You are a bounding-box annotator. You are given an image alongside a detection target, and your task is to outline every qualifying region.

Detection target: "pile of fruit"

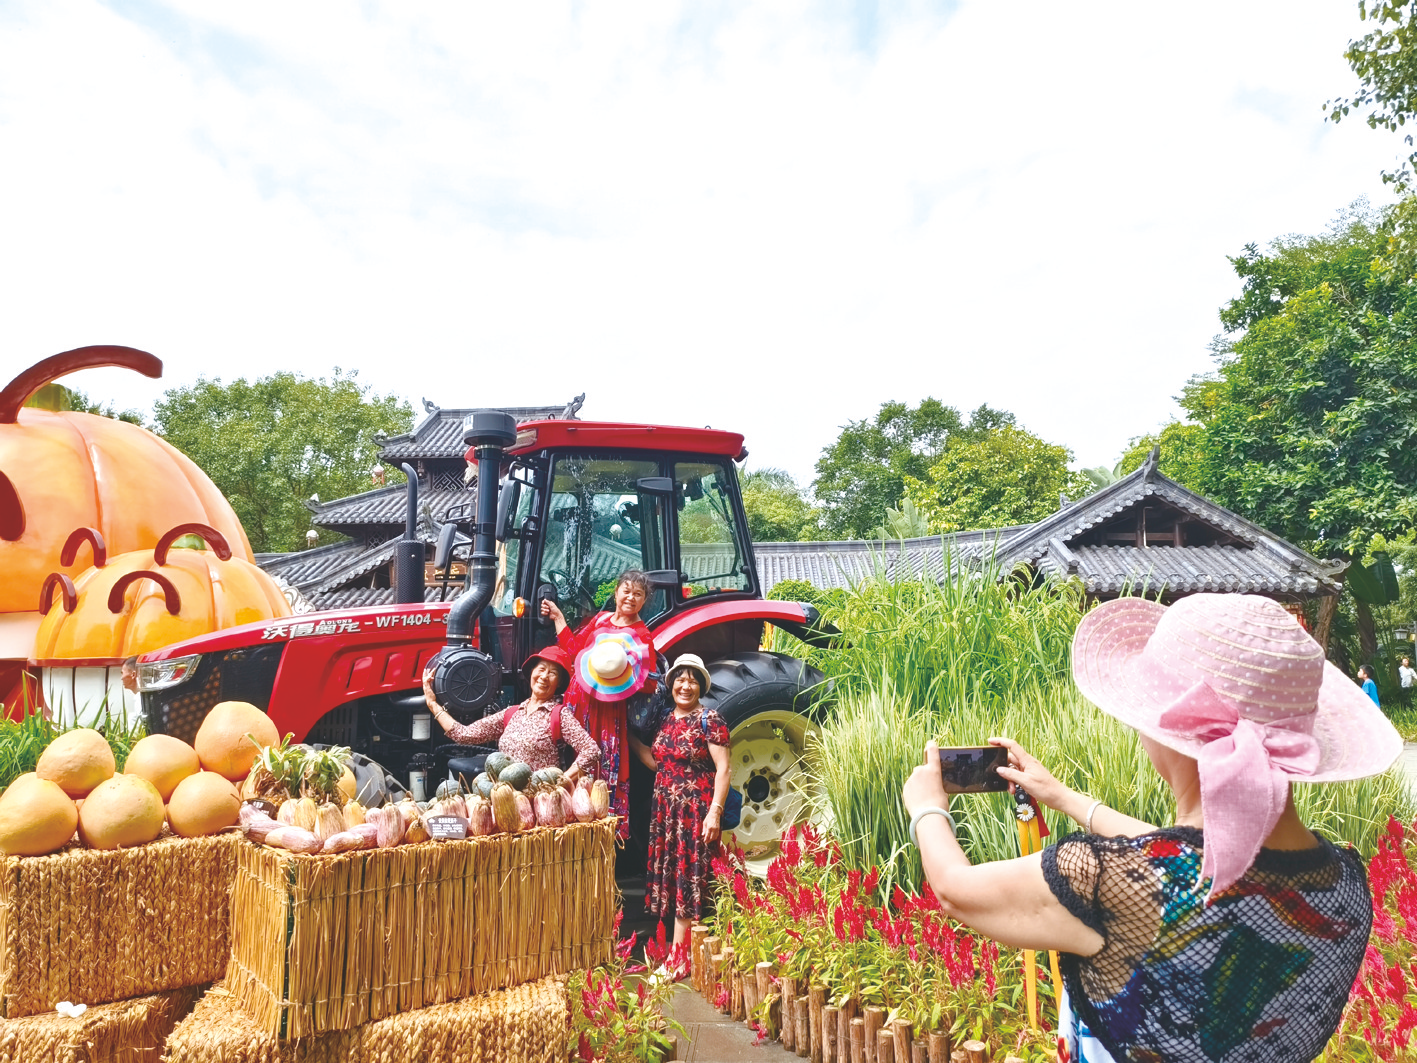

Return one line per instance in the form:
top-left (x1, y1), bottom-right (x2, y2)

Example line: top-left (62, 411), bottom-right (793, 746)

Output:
top-left (0, 699), bottom-right (274, 856)
top-left (238, 746), bottom-right (612, 856)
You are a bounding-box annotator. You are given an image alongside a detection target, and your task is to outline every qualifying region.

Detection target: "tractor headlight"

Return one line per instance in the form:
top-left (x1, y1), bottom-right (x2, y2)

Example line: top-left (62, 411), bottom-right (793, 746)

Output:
top-left (138, 654), bottom-right (202, 692)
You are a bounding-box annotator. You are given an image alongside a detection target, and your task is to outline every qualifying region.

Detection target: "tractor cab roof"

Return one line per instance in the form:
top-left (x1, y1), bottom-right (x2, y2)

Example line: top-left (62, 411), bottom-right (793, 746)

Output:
top-left (495, 420), bottom-right (747, 462)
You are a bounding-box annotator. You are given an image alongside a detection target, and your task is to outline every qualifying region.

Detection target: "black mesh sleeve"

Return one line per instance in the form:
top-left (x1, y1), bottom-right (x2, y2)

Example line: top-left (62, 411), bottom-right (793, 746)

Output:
top-left (1041, 833), bottom-right (1108, 939)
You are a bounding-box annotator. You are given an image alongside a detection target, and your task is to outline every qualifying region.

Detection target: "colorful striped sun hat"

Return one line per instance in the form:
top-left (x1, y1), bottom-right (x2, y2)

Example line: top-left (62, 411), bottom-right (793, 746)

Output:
top-left (575, 629), bottom-right (650, 702)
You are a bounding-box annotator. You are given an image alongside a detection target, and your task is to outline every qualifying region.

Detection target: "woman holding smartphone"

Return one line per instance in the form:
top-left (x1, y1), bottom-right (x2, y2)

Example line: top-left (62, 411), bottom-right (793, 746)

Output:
top-left (903, 593), bottom-right (1399, 1063)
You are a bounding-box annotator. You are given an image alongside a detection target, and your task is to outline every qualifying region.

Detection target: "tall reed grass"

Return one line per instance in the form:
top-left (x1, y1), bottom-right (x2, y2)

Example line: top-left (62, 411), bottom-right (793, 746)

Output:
top-left (798, 569), bottom-right (1415, 891)
top-left (0, 702), bottom-right (146, 792)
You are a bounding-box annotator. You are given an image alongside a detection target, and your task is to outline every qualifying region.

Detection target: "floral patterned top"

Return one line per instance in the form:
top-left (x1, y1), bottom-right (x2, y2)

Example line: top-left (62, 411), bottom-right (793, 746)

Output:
top-left (1043, 826), bottom-right (1369, 1063)
top-left (650, 708), bottom-right (729, 800)
top-left (446, 698), bottom-right (600, 774)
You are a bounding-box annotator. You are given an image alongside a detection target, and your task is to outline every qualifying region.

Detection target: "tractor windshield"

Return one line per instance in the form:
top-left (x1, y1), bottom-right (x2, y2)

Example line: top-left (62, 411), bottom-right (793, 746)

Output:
top-left (538, 456), bottom-right (671, 628)
top-left (674, 461), bottom-right (752, 597)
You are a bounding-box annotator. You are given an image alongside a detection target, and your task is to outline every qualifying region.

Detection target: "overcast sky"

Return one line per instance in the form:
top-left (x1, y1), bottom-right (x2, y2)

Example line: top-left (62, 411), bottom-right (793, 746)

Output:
top-left (0, 0), bottom-right (1402, 487)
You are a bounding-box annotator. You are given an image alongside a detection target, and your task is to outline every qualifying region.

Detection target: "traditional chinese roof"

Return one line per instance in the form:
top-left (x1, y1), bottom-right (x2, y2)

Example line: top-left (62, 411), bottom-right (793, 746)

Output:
top-left (306, 485), bottom-right (478, 536)
top-left (376, 402), bottom-right (572, 462)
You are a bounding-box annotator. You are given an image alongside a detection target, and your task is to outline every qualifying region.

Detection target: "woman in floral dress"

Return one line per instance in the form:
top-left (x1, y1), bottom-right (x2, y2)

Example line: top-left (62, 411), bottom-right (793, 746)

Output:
top-left (637, 653), bottom-right (731, 953)
top-left (541, 569), bottom-right (658, 839)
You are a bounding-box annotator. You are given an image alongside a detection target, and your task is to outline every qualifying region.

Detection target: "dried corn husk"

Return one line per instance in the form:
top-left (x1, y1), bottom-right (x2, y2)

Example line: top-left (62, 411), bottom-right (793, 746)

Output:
top-left (490, 782), bottom-right (519, 834)
top-left (321, 824), bottom-right (377, 853)
top-left (589, 779), bottom-right (609, 818)
top-left (314, 800), bottom-right (346, 843)
top-left (263, 826), bottom-right (321, 854)
top-left (533, 788), bottom-right (564, 827)
top-left (514, 791), bottom-right (535, 831)
top-left (290, 796), bottom-right (319, 832)
top-left (571, 785), bottom-right (593, 823)
top-left (239, 803), bottom-right (281, 844)
top-left (369, 805), bottom-right (404, 848)
top-left (276, 800), bottom-right (298, 826)
top-left (467, 796), bottom-right (494, 836)
top-left (343, 800), bottom-right (366, 827)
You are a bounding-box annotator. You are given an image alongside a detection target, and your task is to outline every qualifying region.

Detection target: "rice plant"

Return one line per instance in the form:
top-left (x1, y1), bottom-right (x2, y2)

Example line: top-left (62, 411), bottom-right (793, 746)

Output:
top-left (0, 692), bottom-right (147, 791)
top-left (803, 573), bottom-right (1416, 891)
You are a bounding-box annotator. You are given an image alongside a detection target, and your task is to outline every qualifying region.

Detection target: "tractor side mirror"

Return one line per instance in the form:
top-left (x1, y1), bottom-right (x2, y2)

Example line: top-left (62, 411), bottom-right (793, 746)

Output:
top-left (496, 477), bottom-right (522, 541)
top-left (644, 569), bottom-right (680, 590)
top-left (433, 523), bottom-right (458, 570)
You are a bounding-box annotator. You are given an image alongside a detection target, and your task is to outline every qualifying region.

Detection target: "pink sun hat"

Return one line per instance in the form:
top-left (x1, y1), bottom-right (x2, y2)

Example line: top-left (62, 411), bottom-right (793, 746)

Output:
top-left (1072, 593), bottom-right (1401, 897)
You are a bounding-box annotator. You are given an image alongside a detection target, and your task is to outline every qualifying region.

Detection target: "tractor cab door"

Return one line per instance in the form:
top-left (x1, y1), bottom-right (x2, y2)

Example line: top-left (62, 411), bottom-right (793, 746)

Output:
top-left (671, 460), bottom-right (755, 599)
top-left (532, 455), bottom-right (675, 633)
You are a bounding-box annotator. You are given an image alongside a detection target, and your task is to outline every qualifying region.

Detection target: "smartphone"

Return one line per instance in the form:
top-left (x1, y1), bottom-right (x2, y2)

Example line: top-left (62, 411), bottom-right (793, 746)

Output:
top-left (938, 745), bottom-right (1010, 794)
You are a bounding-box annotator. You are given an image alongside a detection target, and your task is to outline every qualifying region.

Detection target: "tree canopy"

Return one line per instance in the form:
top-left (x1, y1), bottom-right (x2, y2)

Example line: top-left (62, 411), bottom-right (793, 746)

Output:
top-left (1173, 204), bottom-right (1417, 557)
top-left (739, 467), bottom-right (823, 542)
top-left (811, 399), bottom-right (1013, 538)
top-left (1328, 1), bottom-right (1417, 192)
top-left (152, 370), bottom-right (413, 553)
top-left (905, 424), bottom-right (1092, 534)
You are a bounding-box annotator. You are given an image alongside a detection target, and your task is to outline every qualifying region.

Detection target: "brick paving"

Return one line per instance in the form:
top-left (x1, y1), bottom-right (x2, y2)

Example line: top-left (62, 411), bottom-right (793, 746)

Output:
top-left (663, 985), bottom-right (797, 1062)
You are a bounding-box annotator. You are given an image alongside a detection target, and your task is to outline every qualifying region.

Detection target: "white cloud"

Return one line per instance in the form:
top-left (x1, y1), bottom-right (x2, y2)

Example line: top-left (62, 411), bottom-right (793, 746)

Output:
top-left (0, 0), bottom-right (1399, 489)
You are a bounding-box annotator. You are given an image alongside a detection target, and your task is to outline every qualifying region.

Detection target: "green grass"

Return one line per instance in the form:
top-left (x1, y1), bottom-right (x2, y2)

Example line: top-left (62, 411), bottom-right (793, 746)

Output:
top-left (796, 570), bottom-right (1415, 891)
top-left (0, 704), bottom-right (147, 792)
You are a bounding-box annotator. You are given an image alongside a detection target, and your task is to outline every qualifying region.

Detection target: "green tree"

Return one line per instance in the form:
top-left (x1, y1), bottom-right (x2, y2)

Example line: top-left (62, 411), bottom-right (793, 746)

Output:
top-left (811, 400), bottom-right (1012, 538)
top-left (152, 370), bottom-right (413, 553)
top-left (739, 468), bottom-right (823, 542)
top-left (1182, 203), bottom-right (1417, 558)
top-left (23, 383), bottom-right (145, 424)
top-left (904, 424), bottom-right (1092, 533)
top-left (1327, 1), bottom-right (1417, 192)
top-left (1116, 421), bottom-right (1212, 492)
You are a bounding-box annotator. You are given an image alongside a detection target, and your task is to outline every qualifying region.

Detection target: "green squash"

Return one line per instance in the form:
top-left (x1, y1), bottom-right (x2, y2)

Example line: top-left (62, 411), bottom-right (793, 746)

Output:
top-left (471, 771), bottom-right (495, 800)
top-left (499, 762), bottom-right (534, 792)
top-left (484, 752), bottom-right (512, 781)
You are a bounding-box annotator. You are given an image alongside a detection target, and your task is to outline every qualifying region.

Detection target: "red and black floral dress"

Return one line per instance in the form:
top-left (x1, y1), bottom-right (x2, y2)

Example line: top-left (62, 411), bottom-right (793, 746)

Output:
top-left (645, 708), bottom-right (730, 921)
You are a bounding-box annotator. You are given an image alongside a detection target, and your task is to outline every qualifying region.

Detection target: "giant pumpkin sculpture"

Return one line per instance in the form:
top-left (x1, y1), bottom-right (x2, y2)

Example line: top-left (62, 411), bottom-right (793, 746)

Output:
top-left (34, 524), bottom-right (290, 726)
top-left (0, 346), bottom-right (253, 711)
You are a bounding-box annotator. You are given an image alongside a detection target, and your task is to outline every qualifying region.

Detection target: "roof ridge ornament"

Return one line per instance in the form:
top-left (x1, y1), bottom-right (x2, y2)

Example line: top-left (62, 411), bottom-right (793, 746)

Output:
top-left (1142, 444), bottom-right (1162, 481)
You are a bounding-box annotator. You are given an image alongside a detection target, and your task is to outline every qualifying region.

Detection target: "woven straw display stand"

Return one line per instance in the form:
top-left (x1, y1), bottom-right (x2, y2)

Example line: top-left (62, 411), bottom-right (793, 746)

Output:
top-left (161, 976), bottom-right (568, 1063)
top-left (0, 984), bottom-right (202, 1063)
top-left (0, 835), bottom-right (239, 1019)
top-left (225, 819), bottom-right (616, 1038)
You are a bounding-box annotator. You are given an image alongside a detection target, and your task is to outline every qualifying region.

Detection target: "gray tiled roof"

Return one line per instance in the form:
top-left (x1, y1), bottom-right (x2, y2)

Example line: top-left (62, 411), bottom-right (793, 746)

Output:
top-left (377, 405), bottom-right (567, 461)
top-left (316, 585), bottom-right (464, 610)
top-left (260, 541), bottom-right (369, 589)
top-left (307, 485), bottom-right (478, 532)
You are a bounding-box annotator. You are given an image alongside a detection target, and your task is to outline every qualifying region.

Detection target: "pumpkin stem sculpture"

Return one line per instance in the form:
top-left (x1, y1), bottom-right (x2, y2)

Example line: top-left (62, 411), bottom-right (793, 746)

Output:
top-left (0, 345), bottom-right (161, 425)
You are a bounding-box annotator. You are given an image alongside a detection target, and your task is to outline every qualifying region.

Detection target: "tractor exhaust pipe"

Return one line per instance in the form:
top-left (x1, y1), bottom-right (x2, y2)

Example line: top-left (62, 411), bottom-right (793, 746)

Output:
top-left (392, 462), bottom-right (424, 605)
top-left (445, 410), bottom-right (518, 643)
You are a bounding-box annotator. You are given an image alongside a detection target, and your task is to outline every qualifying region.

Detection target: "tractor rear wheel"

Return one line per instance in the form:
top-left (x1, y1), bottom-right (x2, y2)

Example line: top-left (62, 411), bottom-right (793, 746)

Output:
top-left (698, 651), bottom-right (829, 876)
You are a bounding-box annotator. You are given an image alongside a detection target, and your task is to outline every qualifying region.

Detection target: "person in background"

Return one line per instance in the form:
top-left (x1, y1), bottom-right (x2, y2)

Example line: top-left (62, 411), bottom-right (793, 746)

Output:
top-left (636, 653), bottom-right (731, 965)
top-left (120, 656), bottom-right (139, 694)
top-left (1400, 656), bottom-right (1416, 690)
top-left (541, 568), bottom-right (658, 838)
top-left (903, 593), bottom-right (1399, 1063)
top-left (1358, 663), bottom-right (1381, 707)
top-left (422, 646), bottom-right (599, 778)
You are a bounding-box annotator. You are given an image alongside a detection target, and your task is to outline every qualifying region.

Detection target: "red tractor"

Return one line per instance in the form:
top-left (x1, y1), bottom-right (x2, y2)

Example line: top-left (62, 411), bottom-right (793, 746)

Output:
top-left (138, 412), bottom-right (833, 870)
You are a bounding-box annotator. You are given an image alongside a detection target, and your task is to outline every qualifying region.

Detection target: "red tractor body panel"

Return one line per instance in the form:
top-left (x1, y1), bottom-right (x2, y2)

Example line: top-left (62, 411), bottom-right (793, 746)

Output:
top-left (650, 598), bottom-right (812, 650)
top-left (502, 420), bottom-right (746, 460)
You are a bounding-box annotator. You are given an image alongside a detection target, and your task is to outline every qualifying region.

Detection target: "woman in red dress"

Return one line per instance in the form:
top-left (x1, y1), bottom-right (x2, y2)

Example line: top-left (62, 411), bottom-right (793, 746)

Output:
top-left (637, 653), bottom-right (731, 953)
top-left (541, 569), bottom-right (657, 838)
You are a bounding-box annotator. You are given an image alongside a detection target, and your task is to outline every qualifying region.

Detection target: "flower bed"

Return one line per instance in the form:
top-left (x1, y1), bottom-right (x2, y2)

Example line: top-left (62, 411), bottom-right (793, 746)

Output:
top-left (704, 824), bottom-right (1056, 1062)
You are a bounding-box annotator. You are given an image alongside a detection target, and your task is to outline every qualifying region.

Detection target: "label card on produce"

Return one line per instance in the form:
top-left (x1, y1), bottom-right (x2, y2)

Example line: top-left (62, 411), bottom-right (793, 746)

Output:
top-left (428, 815), bottom-right (469, 840)
top-left (244, 799), bottom-right (278, 818)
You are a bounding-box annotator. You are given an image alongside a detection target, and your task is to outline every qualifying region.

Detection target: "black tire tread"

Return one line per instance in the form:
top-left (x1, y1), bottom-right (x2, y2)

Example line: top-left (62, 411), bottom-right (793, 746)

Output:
top-left (699, 651), bottom-right (829, 729)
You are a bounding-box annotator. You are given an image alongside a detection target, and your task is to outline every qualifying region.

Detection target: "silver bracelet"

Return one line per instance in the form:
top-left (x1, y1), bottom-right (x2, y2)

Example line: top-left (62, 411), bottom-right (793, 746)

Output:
top-left (1084, 799), bottom-right (1103, 834)
top-left (908, 807), bottom-right (957, 848)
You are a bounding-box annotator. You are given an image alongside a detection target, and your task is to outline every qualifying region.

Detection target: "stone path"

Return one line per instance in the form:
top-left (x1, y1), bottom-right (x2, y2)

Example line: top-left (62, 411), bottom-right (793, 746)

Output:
top-left (1400, 743), bottom-right (1417, 793)
top-left (663, 985), bottom-right (796, 1062)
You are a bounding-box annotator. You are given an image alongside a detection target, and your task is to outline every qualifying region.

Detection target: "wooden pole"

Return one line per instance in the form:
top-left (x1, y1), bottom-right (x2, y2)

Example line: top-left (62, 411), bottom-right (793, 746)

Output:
top-left (838, 996), bottom-right (858, 1061)
top-left (732, 968), bottom-right (745, 1020)
top-left (926, 1030), bottom-right (951, 1063)
top-left (743, 967), bottom-right (759, 1022)
top-left (690, 926), bottom-right (709, 990)
top-left (849, 1018), bottom-right (866, 1063)
top-left (809, 985), bottom-right (828, 1063)
top-left (701, 937), bottom-right (721, 1001)
top-left (720, 948), bottom-right (736, 1015)
top-left (911, 1044), bottom-right (928, 1063)
top-left (876, 1028), bottom-right (895, 1063)
top-left (781, 977), bottom-right (799, 1050)
top-left (823, 1005), bottom-right (840, 1063)
top-left (863, 1007), bottom-right (886, 1063)
top-left (795, 995), bottom-right (811, 1057)
top-left (892, 1019), bottom-right (912, 1063)
top-left (962, 1040), bottom-right (988, 1063)
top-left (709, 953), bottom-right (725, 1012)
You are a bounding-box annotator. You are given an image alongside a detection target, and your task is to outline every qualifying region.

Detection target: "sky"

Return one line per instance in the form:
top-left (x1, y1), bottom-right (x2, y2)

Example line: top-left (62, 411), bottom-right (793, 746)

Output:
top-left (0, 0), bottom-right (1404, 488)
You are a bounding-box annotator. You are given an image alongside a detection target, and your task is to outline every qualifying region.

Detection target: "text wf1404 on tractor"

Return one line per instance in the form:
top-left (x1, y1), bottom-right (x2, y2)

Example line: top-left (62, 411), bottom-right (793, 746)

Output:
top-left (137, 411), bottom-right (836, 871)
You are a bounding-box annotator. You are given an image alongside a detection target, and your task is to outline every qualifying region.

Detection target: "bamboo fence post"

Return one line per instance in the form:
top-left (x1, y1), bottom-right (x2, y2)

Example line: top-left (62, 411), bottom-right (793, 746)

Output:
top-left (864, 1007), bottom-right (886, 1063)
top-left (721, 947), bottom-right (737, 1016)
top-left (755, 962), bottom-right (775, 1034)
top-left (702, 937), bottom-right (721, 1001)
top-left (781, 977), bottom-right (799, 1050)
top-left (876, 1027), bottom-right (895, 1063)
top-left (795, 995), bottom-right (811, 1057)
top-left (962, 1040), bottom-right (988, 1063)
top-left (912, 1044), bottom-right (928, 1063)
top-left (743, 967), bottom-right (760, 1021)
top-left (690, 926), bottom-right (709, 990)
top-left (927, 1030), bottom-right (951, 1063)
top-left (809, 985), bottom-right (828, 1063)
top-left (710, 953), bottom-right (725, 1011)
top-left (838, 996), bottom-right (858, 1061)
top-left (893, 1018), bottom-right (912, 1063)
top-left (823, 1005), bottom-right (840, 1063)
top-left (849, 1018), bottom-right (866, 1063)
top-left (732, 969), bottom-right (746, 1020)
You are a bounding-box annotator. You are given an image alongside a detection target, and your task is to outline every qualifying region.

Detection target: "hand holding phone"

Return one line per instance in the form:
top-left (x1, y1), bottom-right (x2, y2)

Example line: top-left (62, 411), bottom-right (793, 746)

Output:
top-left (938, 745), bottom-right (1010, 793)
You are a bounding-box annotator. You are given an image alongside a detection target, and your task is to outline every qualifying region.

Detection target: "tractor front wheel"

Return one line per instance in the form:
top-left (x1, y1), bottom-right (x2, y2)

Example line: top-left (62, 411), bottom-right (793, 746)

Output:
top-left (698, 651), bottom-right (829, 877)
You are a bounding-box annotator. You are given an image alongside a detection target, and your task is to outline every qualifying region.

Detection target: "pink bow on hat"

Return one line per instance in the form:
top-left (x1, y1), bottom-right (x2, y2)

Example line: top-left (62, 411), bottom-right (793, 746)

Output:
top-left (1157, 679), bottom-right (1321, 899)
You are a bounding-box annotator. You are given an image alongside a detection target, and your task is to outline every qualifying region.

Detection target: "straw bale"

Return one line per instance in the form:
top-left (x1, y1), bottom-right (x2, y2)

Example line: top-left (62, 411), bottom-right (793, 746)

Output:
top-left (0, 984), bottom-right (202, 1063)
top-left (0, 835), bottom-right (238, 1019)
top-left (161, 977), bottom-right (568, 1063)
top-left (227, 819), bottom-right (615, 1038)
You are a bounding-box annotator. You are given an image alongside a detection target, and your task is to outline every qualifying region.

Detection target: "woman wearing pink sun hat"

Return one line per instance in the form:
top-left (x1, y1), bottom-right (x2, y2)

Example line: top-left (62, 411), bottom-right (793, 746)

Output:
top-left (902, 593), bottom-right (1401, 1063)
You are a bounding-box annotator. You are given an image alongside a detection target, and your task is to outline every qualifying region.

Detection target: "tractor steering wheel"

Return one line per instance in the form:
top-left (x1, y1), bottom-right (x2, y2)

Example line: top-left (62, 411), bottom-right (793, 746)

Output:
top-left (545, 568), bottom-right (596, 618)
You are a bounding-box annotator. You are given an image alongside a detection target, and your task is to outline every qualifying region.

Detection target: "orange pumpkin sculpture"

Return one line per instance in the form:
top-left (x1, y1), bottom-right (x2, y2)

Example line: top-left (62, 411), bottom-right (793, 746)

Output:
top-left (34, 524), bottom-right (291, 725)
top-left (0, 346), bottom-right (253, 710)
